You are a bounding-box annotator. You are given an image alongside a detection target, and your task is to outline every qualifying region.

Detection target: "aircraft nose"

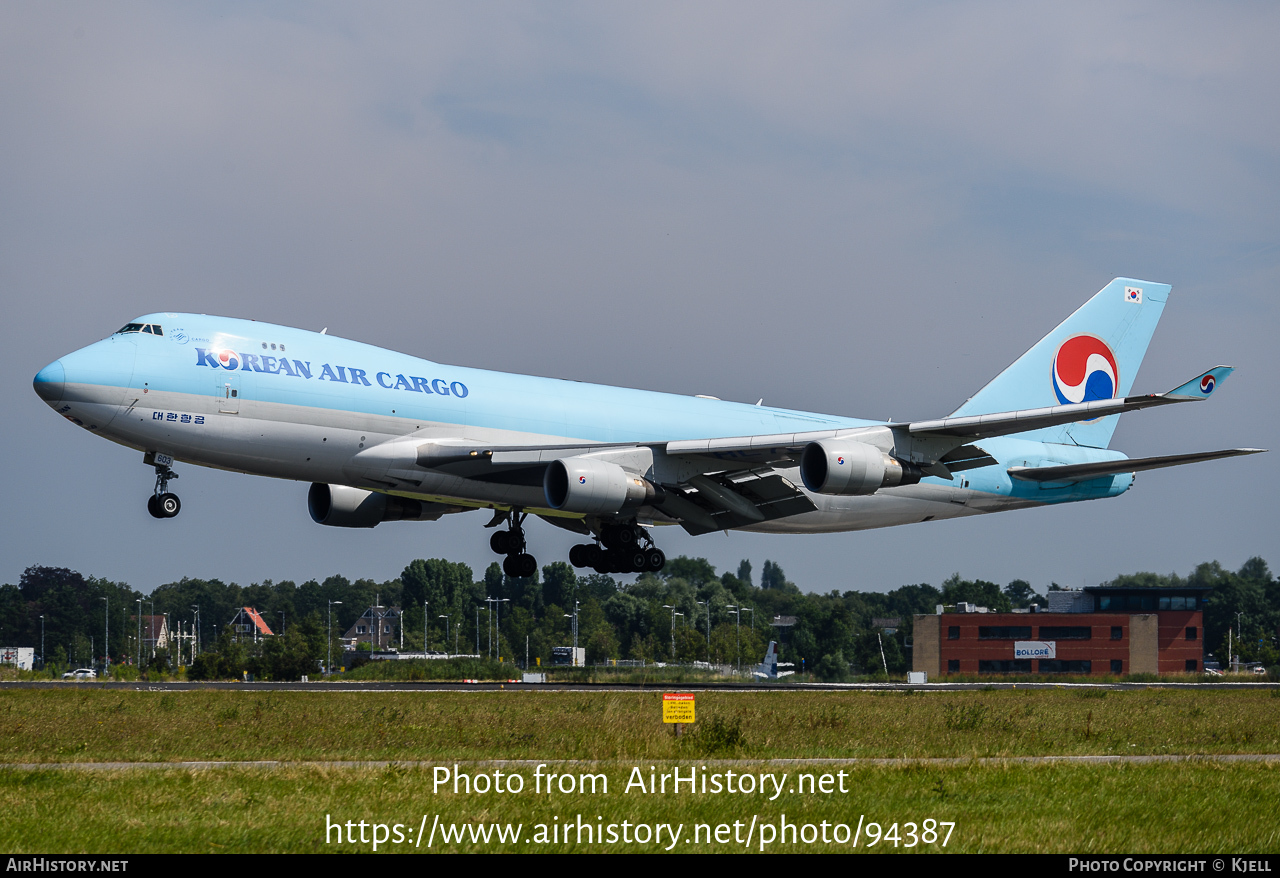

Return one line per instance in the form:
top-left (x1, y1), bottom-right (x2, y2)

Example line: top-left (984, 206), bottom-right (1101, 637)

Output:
top-left (33, 360), bottom-right (66, 405)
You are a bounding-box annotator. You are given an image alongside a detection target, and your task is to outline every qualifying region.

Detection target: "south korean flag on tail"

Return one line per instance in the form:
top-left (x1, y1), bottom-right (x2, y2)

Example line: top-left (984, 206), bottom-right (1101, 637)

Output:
top-left (1125, 286), bottom-right (1143, 304)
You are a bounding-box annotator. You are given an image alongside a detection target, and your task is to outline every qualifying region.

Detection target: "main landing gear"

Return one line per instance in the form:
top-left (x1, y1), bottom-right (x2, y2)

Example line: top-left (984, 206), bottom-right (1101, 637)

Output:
top-left (486, 512), bottom-right (668, 577)
top-left (569, 522), bottom-right (665, 575)
top-left (147, 461), bottom-right (181, 519)
top-left (489, 510), bottom-right (538, 578)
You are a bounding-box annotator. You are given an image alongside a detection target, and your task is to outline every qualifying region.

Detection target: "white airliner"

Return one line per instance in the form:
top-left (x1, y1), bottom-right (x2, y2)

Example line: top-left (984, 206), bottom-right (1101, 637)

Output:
top-left (32, 278), bottom-right (1261, 576)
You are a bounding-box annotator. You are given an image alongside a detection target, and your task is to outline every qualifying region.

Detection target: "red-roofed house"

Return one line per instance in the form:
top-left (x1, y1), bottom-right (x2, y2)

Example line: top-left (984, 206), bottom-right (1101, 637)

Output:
top-left (230, 607), bottom-right (274, 642)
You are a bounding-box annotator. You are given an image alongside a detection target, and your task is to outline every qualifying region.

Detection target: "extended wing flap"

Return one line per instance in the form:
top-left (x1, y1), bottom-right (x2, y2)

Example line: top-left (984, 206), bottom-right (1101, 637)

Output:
top-left (658, 472), bottom-right (817, 535)
top-left (1008, 448), bottom-right (1265, 483)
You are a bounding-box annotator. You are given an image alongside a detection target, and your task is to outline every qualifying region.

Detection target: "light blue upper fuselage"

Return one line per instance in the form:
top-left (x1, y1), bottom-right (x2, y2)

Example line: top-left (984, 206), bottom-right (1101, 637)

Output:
top-left (32, 312), bottom-right (1133, 532)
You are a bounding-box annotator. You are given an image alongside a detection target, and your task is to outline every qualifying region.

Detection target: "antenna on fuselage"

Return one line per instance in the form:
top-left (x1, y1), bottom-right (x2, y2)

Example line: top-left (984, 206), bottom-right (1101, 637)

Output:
top-left (320, 328), bottom-right (327, 334)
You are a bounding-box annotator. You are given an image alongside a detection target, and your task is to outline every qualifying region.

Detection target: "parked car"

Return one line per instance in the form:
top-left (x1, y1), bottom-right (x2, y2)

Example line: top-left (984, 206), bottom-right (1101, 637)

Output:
top-left (1252, 665), bottom-right (1267, 676)
top-left (61, 668), bottom-right (97, 680)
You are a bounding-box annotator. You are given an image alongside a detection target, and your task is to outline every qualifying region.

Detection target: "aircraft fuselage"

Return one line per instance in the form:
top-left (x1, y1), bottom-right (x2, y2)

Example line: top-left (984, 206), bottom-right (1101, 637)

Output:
top-left (32, 311), bottom-right (1132, 535)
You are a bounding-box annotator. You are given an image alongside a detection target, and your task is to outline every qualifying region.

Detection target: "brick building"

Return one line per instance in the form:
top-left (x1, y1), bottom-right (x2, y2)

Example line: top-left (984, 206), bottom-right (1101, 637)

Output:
top-left (914, 586), bottom-right (1208, 677)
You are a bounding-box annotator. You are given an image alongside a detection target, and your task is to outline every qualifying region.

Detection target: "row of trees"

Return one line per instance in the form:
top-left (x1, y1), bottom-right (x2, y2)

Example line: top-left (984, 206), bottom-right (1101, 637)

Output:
top-left (2, 554), bottom-right (1276, 680)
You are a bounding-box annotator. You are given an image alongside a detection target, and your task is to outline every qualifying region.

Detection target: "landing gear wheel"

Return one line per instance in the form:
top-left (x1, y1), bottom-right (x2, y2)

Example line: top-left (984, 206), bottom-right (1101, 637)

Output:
top-left (569, 544), bottom-right (591, 568)
top-left (629, 549), bottom-right (648, 571)
top-left (490, 530), bottom-right (512, 555)
top-left (504, 553), bottom-right (537, 578)
top-left (517, 553), bottom-right (537, 578)
top-left (645, 548), bottom-right (666, 572)
top-left (602, 523), bottom-right (640, 551)
top-left (157, 493), bottom-right (181, 518)
top-left (149, 460), bottom-right (180, 519)
top-left (607, 548), bottom-right (630, 574)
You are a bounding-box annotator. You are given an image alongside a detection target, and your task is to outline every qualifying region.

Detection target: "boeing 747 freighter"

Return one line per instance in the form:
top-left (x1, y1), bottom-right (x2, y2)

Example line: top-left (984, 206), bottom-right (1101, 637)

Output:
top-left (32, 278), bottom-right (1262, 576)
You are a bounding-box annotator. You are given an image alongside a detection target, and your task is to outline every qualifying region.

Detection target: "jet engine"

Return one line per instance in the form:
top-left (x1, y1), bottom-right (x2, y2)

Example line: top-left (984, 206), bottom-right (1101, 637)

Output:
top-left (307, 483), bottom-right (444, 528)
top-left (543, 457), bottom-right (657, 514)
top-left (799, 440), bottom-right (923, 496)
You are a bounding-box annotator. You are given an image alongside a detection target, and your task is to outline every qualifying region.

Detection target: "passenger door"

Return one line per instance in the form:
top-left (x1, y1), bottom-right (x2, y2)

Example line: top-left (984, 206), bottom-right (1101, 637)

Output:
top-left (217, 375), bottom-right (240, 414)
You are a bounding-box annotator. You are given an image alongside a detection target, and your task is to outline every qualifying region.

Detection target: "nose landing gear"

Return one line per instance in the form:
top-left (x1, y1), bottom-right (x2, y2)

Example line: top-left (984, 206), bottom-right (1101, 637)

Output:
top-left (487, 509), bottom-right (537, 578)
top-left (147, 458), bottom-right (181, 519)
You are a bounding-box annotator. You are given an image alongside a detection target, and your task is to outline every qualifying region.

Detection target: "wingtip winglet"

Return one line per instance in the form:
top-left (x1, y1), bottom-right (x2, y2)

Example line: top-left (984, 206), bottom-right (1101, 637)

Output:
top-left (1164, 365), bottom-right (1234, 401)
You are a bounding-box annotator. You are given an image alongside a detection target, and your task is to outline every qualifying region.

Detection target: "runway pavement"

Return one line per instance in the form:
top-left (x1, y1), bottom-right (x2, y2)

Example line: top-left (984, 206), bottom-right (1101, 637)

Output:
top-left (3, 680), bottom-right (1277, 692)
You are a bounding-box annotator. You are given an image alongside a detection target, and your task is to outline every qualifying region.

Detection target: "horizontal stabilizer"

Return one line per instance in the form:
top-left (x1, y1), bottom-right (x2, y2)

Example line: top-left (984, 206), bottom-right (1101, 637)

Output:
top-left (1008, 448), bottom-right (1265, 483)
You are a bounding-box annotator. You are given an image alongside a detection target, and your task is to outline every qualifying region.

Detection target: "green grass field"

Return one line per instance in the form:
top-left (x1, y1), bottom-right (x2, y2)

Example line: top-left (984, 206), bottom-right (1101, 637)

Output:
top-left (3, 687), bottom-right (1277, 762)
top-left (1, 688), bottom-right (1278, 852)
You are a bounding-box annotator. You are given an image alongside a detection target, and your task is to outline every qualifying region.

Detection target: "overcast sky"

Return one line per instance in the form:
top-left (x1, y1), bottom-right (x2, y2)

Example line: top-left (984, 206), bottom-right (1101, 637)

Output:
top-left (2, 2), bottom-right (1276, 597)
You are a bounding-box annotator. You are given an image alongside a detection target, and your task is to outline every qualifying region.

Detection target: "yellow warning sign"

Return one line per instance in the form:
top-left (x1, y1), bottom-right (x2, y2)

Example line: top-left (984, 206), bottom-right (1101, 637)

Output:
top-left (663, 693), bottom-right (695, 724)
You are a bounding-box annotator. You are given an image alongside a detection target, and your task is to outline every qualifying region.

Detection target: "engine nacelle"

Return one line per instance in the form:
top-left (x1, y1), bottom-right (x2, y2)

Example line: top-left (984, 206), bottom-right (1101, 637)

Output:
top-left (799, 440), bottom-right (923, 496)
top-left (308, 483), bottom-right (443, 528)
top-left (544, 457), bottom-right (657, 514)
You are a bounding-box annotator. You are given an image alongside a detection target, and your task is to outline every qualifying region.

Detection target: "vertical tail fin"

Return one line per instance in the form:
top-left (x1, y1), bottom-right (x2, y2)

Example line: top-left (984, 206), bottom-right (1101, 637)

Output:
top-left (950, 278), bottom-right (1170, 448)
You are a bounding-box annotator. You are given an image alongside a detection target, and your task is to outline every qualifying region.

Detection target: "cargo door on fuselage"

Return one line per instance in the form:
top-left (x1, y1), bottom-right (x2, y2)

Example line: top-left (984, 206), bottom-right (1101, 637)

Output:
top-left (947, 475), bottom-right (975, 507)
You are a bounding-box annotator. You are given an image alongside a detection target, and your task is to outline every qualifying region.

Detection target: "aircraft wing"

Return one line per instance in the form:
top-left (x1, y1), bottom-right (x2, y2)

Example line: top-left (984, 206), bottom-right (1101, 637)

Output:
top-left (394, 366), bottom-right (1240, 532)
top-left (401, 440), bottom-right (817, 534)
top-left (905, 366), bottom-right (1235, 440)
top-left (663, 367), bottom-right (1235, 463)
top-left (1007, 448), bottom-right (1265, 483)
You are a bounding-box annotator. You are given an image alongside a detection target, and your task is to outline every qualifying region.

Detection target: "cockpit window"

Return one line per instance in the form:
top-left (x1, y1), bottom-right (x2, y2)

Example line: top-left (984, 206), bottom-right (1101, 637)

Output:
top-left (115, 323), bottom-right (163, 336)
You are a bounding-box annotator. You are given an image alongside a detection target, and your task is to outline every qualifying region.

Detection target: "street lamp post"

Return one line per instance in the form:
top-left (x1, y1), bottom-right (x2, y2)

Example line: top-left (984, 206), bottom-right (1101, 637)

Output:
top-left (1234, 611), bottom-right (1245, 672)
top-left (662, 605), bottom-right (683, 661)
top-left (423, 601), bottom-right (429, 653)
top-left (725, 605), bottom-right (741, 673)
top-left (279, 612), bottom-right (285, 637)
top-left (696, 601), bottom-right (711, 660)
top-left (101, 597), bottom-right (109, 676)
top-left (136, 599), bottom-right (143, 670)
top-left (561, 599), bottom-right (582, 663)
top-left (190, 605), bottom-right (200, 658)
top-left (562, 600), bottom-right (580, 650)
top-left (39, 616), bottom-right (44, 672)
top-left (327, 600), bottom-right (342, 674)
top-left (484, 597), bottom-right (509, 659)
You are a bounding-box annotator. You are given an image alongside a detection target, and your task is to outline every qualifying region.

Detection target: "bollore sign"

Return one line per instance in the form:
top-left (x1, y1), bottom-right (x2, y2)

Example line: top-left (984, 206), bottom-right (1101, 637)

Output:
top-left (1014, 641), bottom-right (1056, 660)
